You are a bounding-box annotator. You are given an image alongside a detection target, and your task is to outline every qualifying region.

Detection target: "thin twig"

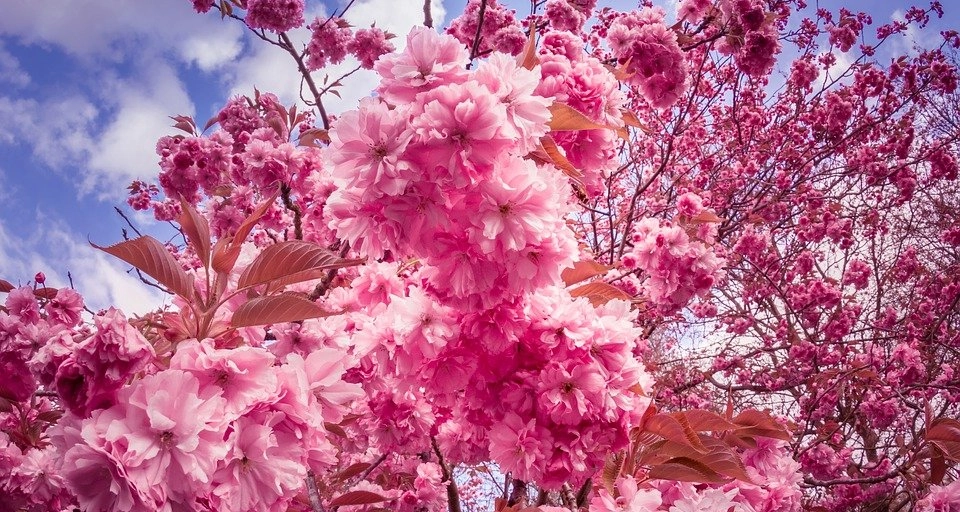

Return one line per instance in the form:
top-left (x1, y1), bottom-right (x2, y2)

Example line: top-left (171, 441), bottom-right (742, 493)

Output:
top-left (114, 206), bottom-right (144, 237)
top-left (468, 0), bottom-right (489, 64)
top-left (306, 470), bottom-right (326, 512)
top-left (423, 0), bottom-right (434, 28)
top-left (309, 242), bottom-right (351, 300)
top-left (431, 437), bottom-right (462, 512)
top-left (358, 452), bottom-right (389, 481)
top-left (280, 184), bottom-right (303, 240)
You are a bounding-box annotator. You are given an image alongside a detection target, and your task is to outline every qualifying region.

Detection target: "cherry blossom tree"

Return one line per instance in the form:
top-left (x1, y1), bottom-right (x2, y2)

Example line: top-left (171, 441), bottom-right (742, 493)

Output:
top-left (2, 0), bottom-right (959, 511)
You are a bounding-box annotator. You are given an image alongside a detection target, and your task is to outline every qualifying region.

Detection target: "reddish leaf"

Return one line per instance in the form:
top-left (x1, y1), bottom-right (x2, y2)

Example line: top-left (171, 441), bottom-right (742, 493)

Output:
top-left (539, 136), bottom-right (583, 180)
top-left (212, 192), bottom-right (278, 274)
top-left (92, 236), bottom-right (195, 299)
top-left (927, 418), bottom-right (960, 461)
top-left (671, 410), bottom-right (739, 433)
top-left (601, 452), bottom-right (625, 494)
top-left (620, 108), bottom-right (652, 134)
top-left (648, 459), bottom-right (727, 483)
top-left (643, 413), bottom-right (708, 453)
top-left (298, 128), bottom-right (330, 147)
top-left (202, 115), bottom-right (219, 133)
top-left (178, 198), bottom-right (211, 269)
top-left (33, 287), bottom-right (58, 300)
top-left (570, 282), bottom-right (632, 307)
top-left (236, 192), bottom-right (278, 246)
top-left (516, 26), bottom-right (539, 70)
top-left (732, 409), bottom-right (792, 441)
top-left (324, 421), bottom-right (347, 438)
top-left (548, 103), bottom-right (610, 132)
top-left (170, 115), bottom-right (196, 135)
top-left (332, 462), bottom-right (372, 482)
top-left (238, 241), bottom-right (361, 291)
top-left (328, 490), bottom-right (389, 507)
top-left (0, 279), bottom-right (13, 293)
top-left (231, 294), bottom-right (333, 328)
top-left (931, 447), bottom-right (947, 484)
top-left (561, 260), bottom-right (612, 286)
top-left (689, 210), bottom-right (725, 224)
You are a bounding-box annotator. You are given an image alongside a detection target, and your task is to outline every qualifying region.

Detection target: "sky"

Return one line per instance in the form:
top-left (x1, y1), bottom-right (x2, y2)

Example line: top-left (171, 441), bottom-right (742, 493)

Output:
top-left (0, 0), bottom-right (954, 314)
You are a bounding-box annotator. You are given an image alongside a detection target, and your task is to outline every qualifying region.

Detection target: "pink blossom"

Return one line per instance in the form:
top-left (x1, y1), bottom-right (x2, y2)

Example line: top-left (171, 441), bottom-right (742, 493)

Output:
top-left (55, 308), bottom-right (155, 417)
top-left (676, 192), bottom-right (705, 217)
top-left (446, 0), bottom-right (525, 56)
top-left (348, 27), bottom-right (395, 69)
top-left (5, 286), bottom-right (40, 324)
top-left (488, 412), bottom-right (548, 479)
top-left (244, 0), bottom-right (304, 33)
top-left (116, 370), bottom-right (229, 498)
top-left (329, 97), bottom-right (413, 198)
top-left (307, 17), bottom-right (352, 70)
top-left (210, 415), bottom-right (306, 512)
top-left (375, 27), bottom-right (470, 104)
top-left (44, 287), bottom-right (84, 327)
top-left (409, 80), bottom-right (513, 184)
top-left (607, 8), bottom-right (688, 108)
top-left (170, 338), bottom-right (278, 415)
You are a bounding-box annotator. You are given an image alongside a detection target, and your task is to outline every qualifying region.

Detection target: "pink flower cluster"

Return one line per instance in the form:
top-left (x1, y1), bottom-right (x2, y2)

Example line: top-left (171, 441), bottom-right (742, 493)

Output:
top-left (54, 339), bottom-right (360, 511)
top-left (307, 18), bottom-right (395, 71)
top-left (621, 207), bottom-right (725, 314)
top-left (544, 0), bottom-right (598, 32)
top-left (607, 7), bottom-right (688, 108)
top-left (536, 43), bottom-right (625, 195)
top-left (244, 0), bottom-right (304, 33)
top-left (446, 0), bottom-right (526, 57)
top-left (828, 9), bottom-right (867, 53)
top-left (53, 308), bottom-right (156, 418)
top-left (2, 287), bottom-right (83, 403)
top-left (326, 27), bottom-right (575, 308)
top-left (717, 0), bottom-right (781, 77)
top-left (332, 275), bottom-right (651, 489)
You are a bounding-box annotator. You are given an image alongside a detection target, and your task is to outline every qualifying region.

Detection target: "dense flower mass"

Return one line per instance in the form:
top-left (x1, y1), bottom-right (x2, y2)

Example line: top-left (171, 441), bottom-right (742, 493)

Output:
top-left (607, 7), bottom-right (689, 108)
top-left (328, 27), bottom-right (579, 308)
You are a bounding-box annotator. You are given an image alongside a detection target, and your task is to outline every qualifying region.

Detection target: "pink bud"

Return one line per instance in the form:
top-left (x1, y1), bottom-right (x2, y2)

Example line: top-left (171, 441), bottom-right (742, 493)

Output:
top-left (35, 272), bottom-right (46, 284)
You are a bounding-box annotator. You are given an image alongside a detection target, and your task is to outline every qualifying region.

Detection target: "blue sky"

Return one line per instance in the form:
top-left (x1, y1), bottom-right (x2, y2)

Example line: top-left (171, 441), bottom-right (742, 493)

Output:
top-left (0, 0), bottom-right (954, 313)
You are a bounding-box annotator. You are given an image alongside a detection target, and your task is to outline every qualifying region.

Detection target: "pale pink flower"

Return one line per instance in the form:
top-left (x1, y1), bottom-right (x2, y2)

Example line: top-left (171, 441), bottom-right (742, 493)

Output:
top-left (303, 347), bottom-right (364, 422)
top-left (474, 53), bottom-right (553, 152)
top-left (210, 415), bottom-right (306, 512)
top-left (117, 370), bottom-right (228, 497)
top-left (170, 338), bottom-right (279, 415)
top-left (375, 27), bottom-right (470, 104)
top-left (348, 27), bottom-right (395, 69)
top-left (329, 98), bottom-right (413, 198)
top-left (488, 412), bottom-right (547, 478)
top-left (5, 286), bottom-right (40, 324)
top-left (44, 287), bottom-right (84, 327)
top-left (244, 0), bottom-right (304, 33)
top-left (409, 80), bottom-right (512, 185)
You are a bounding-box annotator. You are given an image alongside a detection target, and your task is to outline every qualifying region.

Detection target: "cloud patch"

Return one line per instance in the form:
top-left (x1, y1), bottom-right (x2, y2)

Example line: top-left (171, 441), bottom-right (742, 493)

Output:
top-left (0, 221), bottom-right (167, 316)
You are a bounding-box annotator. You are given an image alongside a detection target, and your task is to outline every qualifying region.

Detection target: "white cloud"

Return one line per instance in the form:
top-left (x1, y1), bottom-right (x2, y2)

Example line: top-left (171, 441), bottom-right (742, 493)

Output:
top-left (887, 9), bottom-right (934, 58)
top-left (0, 95), bottom-right (98, 170)
top-left (180, 32), bottom-right (245, 72)
top-left (0, 0), bottom-right (244, 67)
top-left (85, 62), bottom-right (196, 197)
top-left (0, 42), bottom-right (29, 88)
top-left (0, 221), bottom-right (167, 316)
top-left (0, 62), bottom-right (193, 200)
